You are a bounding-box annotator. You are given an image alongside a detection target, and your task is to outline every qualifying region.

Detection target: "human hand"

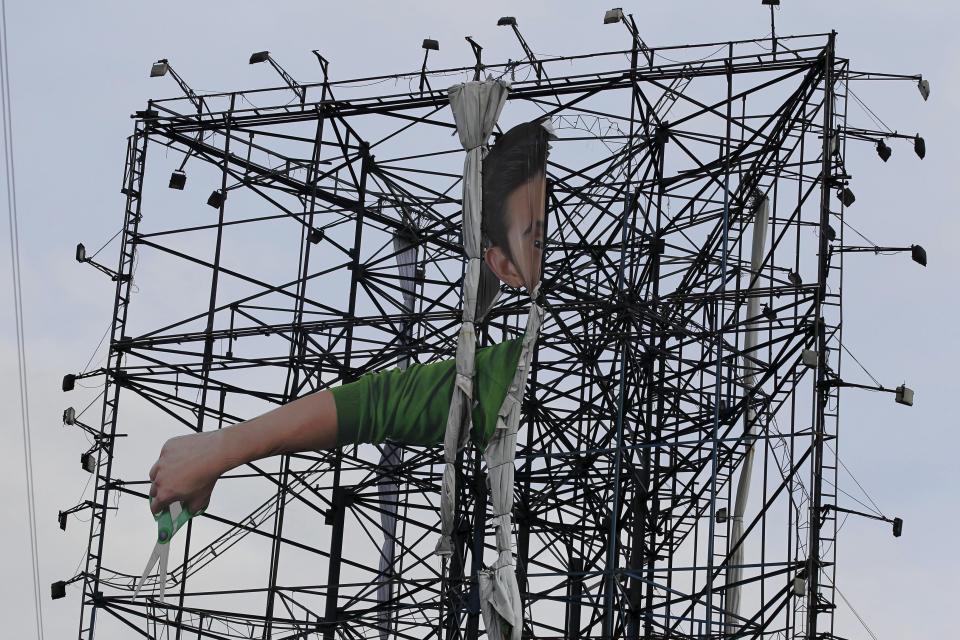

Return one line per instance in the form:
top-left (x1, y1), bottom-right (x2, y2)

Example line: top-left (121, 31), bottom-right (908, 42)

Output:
top-left (148, 431), bottom-right (227, 515)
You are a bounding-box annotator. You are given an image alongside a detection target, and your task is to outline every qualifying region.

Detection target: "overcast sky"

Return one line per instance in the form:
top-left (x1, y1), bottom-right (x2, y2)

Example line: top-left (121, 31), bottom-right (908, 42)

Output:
top-left (2, 1), bottom-right (958, 638)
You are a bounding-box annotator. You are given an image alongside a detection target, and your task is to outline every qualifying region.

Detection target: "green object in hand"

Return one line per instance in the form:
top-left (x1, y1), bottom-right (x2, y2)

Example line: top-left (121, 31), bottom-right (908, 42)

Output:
top-left (135, 499), bottom-right (204, 602)
top-left (153, 500), bottom-right (202, 544)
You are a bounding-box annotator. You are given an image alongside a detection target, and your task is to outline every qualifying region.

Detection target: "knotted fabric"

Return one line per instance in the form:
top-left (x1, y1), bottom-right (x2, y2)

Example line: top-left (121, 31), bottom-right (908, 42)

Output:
top-left (478, 285), bottom-right (542, 640)
top-left (439, 79), bottom-right (551, 639)
top-left (436, 79), bottom-right (509, 557)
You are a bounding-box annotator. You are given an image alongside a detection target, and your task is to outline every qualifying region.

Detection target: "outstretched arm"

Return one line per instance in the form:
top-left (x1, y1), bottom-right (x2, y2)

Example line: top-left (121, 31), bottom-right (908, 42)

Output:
top-left (147, 337), bottom-right (520, 515)
top-left (148, 390), bottom-right (339, 514)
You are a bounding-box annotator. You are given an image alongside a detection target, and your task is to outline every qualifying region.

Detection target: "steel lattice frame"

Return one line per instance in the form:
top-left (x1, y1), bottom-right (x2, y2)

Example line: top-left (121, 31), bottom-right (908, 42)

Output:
top-left (62, 30), bottom-right (893, 640)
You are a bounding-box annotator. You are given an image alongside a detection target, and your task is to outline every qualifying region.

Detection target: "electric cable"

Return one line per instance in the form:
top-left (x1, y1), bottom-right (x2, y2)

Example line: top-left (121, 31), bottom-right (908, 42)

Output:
top-left (1, 0), bottom-right (46, 636)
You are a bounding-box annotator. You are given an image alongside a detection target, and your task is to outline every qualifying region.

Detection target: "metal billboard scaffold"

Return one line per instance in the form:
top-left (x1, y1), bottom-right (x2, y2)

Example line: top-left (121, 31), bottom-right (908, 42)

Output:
top-left (57, 17), bottom-right (927, 640)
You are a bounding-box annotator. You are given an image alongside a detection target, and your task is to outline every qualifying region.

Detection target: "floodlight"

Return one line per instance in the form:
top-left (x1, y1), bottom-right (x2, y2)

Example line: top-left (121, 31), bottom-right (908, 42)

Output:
top-left (895, 384), bottom-right (914, 407)
top-left (716, 507), bottom-right (728, 523)
top-left (876, 139), bottom-right (891, 162)
top-left (207, 189), bottom-right (225, 208)
top-left (892, 517), bottom-right (903, 537)
top-left (761, 304), bottom-right (777, 321)
top-left (914, 135), bottom-right (926, 159)
top-left (822, 378), bottom-right (915, 406)
top-left (827, 503), bottom-right (906, 538)
top-left (419, 39), bottom-right (440, 95)
top-left (51, 581), bottom-right (67, 600)
top-left (75, 243), bottom-right (87, 263)
top-left (807, 317), bottom-right (826, 339)
top-left (918, 77), bottom-right (930, 101)
top-left (836, 243), bottom-right (928, 267)
top-left (839, 187), bottom-right (856, 207)
top-left (787, 270), bottom-right (802, 286)
top-left (59, 511), bottom-right (68, 531)
top-left (249, 51), bottom-right (270, 64)
top-left (830, 132), bottom-right (841, 156)
top-left (309, 228), bottom-right (325, 244)
top-left (147, 59), bottom-right (201, 111)
top-left (135, 109), bottom-right (158, 120)
top-left (62, 374), bottom-right (76, 392)
top-left (825, 224), bottom-right (836, 242)
top-left (911, 244), bottom-right (927, 267)
top-left (604, 8), bottom-right (625, 24)
top-left (792, 576), bottom-right (805, 597)
top-left (801, 349), bottom-right (818, 369)
top-left (63, 407), bottom-right (76, 426)
top-left (762, 0), bottom-right (781, 5)
top-left (169, 170), bottom-right (186, 190)
top-left (497, 16), bottom-right (517, 26)
top-left (149, 60), bottom-right (169, 78)
top-left (81, 452), bottom-right (95, 473)
top-left (719, 403), bottom-right (737, 424)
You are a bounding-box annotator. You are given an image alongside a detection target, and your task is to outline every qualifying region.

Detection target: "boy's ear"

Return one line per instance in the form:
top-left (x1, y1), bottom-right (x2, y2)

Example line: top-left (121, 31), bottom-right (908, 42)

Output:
top-left (484, 245), bottom-right (524, 288)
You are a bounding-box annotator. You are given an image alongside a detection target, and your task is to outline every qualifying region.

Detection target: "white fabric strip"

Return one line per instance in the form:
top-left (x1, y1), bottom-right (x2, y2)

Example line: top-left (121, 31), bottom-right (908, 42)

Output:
top-left (374, 229), bottom-right (418, 639)
top-left (436, 79), bottom-right (509, 557)
top-left (479, 286), bottom-right (543, 640)
top-left (723, 196), bottom-right (769, 633)
top-left (440, 81), bottom-right (552, 639)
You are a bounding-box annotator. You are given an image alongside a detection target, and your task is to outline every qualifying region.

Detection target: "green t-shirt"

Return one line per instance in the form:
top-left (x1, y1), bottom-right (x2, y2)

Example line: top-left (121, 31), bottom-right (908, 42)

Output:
top-left (331, 338), bottom-right (523, 450)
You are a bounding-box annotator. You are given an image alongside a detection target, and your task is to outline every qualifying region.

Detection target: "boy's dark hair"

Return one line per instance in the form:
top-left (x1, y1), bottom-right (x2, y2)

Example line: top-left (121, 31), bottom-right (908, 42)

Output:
top-left (475, 118), bottom-right (552, 319)
top-left (481, 119), bottom-right (552, 262)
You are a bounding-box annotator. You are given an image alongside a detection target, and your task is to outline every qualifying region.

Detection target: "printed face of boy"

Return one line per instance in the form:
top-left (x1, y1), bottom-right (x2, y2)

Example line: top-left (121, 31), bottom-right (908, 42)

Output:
top-left (484, 173), bottom-right (547, 292)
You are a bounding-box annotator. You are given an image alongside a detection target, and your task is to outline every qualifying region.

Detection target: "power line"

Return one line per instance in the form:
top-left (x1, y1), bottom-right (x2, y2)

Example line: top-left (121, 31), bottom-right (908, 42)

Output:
top-left (825, 573), bottom-right (881, 640)
top-left (1, 1), bottom-right (45, 637)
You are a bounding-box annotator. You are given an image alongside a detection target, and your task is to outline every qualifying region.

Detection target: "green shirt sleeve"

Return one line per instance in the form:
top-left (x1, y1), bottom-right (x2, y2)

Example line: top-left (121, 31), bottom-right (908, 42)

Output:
top-left (331, 338), bottom-right (523, 450)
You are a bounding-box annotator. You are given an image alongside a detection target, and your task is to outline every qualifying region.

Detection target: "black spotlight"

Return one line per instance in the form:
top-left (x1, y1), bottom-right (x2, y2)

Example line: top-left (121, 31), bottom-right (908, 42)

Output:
top-left (914, 135), bottom-right (926, 160)
top-left (892, 517), bottom-right (903, 537)
top-left (59, 511), bottom-right (68, 531)
top-left (911, 244), bottom-right (927, 267)
top-left (718, 402), bottom-right (737, 424)
top-left (249, 51), bottom-right (270, 65)
top-left (207, 189), bottom-right (225, 208)
top-left (839, 187), bottom-right (856, 207)
top-left (75, 243), bottom-right (87, 263)
top-left (62, 374), bottom-right (76, 392)
top-left (497, 16), bottom-right (517, 26)
top-left (309, 228), bottom-right (325, 244)
top-left (51, 581), bottom-right (67, 600)
top-left (169, 170), bottom-right (187, 190)
top-left (876, 140), bottom-right (891, 162)
top-left (825, 224), bottom-right (837, 242)
top-left (761, 304), bottom-right (777, 321)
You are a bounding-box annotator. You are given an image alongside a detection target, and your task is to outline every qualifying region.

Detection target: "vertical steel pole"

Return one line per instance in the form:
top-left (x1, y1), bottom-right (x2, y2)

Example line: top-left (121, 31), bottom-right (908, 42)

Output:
top-left (705, 44), bottom-right (734, 639)
top-left (806, 31), bottom-right (836, 640)
top-left (324, 138), bottom-right (370, 639)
